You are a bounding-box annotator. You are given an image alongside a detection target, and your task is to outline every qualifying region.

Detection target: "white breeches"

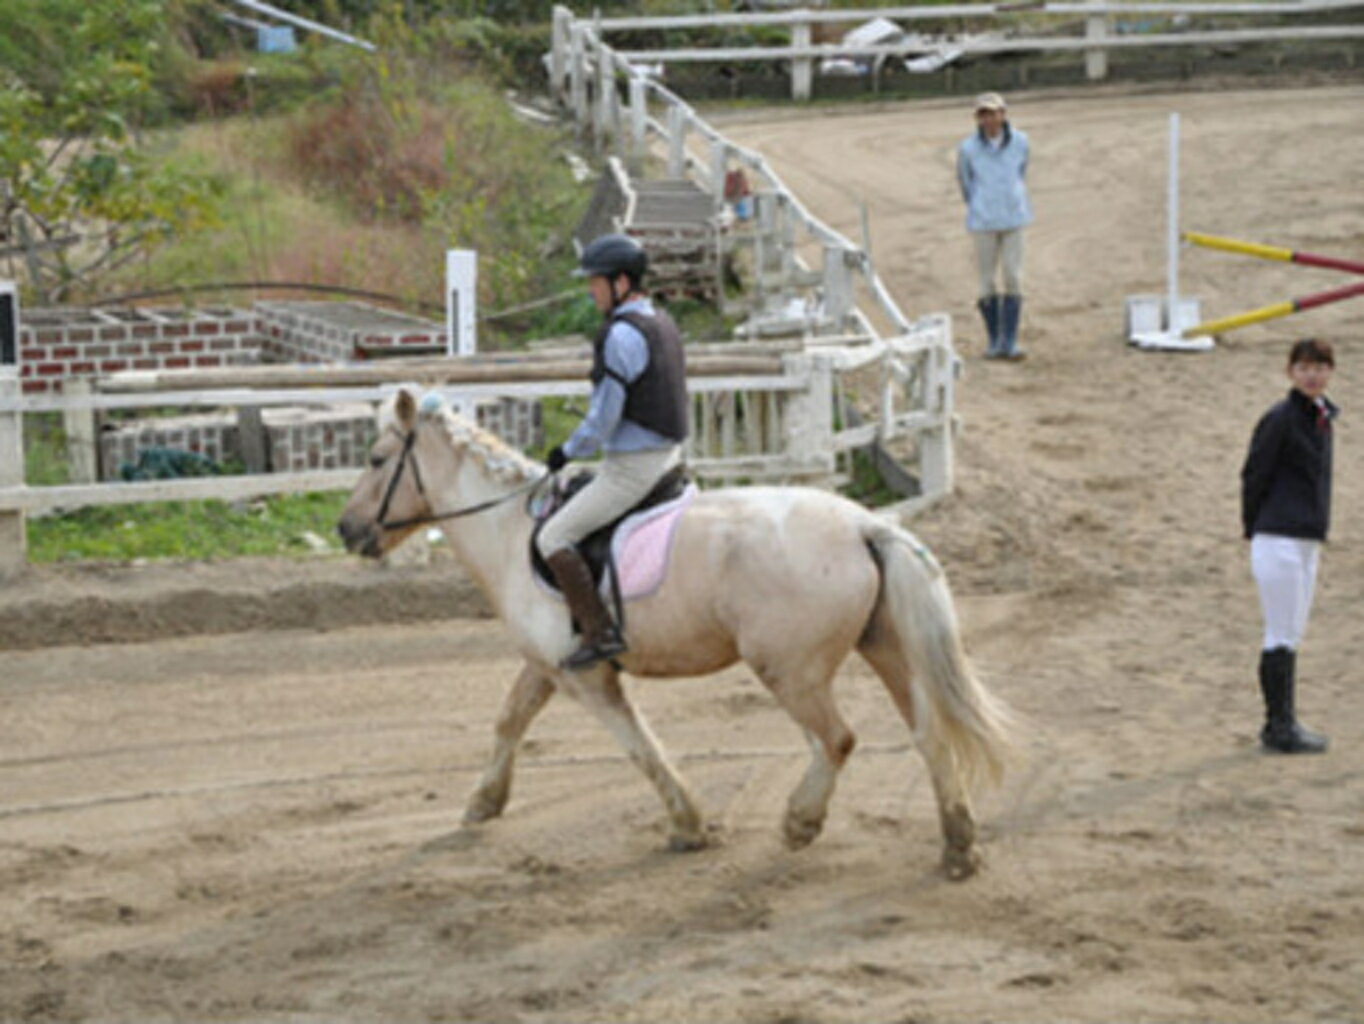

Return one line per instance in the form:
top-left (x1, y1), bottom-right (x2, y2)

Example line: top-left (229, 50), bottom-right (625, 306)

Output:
top-left (971, 228), bottom-right (1025, 299)
top-left (536, 445), bottom-right (682, 556)
top-left (1250, 534), bottom-right (1321, 651)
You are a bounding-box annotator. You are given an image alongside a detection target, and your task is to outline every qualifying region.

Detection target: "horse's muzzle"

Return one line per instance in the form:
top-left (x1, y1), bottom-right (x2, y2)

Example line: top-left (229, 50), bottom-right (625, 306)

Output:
top-left (336, 515), bottom-right (382, 559)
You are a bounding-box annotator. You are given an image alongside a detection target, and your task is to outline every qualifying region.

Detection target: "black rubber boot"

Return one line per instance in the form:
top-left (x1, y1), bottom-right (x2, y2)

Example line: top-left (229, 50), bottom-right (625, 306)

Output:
top-left (977, 295), bottom-right (1002, 357)
top-left (545, 547), bottom-right (627, 671)
top-left (1000, 294), bottom-right (1025, 360)
top-left (1258, 647), bottom-right (1328, 754)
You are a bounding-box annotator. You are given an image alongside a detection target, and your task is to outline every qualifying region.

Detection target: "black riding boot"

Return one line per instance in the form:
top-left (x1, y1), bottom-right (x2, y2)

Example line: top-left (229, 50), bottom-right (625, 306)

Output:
top-left (546, 547), bottom-right (627, 671)
top-left (1258, 647), bottom-right (1328, 754)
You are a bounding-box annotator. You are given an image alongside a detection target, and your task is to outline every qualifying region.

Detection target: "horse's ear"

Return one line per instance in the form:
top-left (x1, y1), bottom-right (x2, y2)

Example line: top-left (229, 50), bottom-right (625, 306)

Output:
top-left (395, 389), bottom-right (418, 431)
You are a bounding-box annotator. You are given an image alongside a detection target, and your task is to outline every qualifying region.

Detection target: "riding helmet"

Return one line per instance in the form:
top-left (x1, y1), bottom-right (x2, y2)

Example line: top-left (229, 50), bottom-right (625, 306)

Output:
top-left (575, 233), bottom-right (648, 283)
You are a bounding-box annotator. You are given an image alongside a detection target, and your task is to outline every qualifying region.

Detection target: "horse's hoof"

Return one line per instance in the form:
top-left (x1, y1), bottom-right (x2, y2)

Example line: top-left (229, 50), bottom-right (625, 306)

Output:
top-left (782, 816), bottom-right (823, 850)
top-left (667, 832), bottom-right (709, 853)
top-left (462, 793), bottom-right (505, 825)
top-left (942, 844), bottom-right (982, 881)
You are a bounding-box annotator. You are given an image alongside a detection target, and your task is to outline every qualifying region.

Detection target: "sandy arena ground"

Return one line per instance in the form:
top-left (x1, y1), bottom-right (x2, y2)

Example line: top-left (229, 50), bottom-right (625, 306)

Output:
top-left (2, 83), bottom-right (1363, 1022)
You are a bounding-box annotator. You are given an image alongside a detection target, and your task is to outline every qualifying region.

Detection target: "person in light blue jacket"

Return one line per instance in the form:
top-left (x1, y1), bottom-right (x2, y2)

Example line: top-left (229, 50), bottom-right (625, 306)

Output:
top-left (956, 92), bottom-right (1033, 360)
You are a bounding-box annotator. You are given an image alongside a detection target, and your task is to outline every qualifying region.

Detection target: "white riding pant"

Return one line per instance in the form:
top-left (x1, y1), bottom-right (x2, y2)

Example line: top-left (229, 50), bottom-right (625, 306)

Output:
top-left (972, 228), bottom-right (1025, 299)
top-left (1250, 534), bottom-right (1321, 651)
top-left (536, 445), bottom-right (683, 557)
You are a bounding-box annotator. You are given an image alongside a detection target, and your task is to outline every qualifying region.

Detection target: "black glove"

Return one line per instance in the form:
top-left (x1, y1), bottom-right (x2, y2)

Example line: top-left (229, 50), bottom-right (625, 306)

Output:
top-left (546, 445), bottom-right (568, 473)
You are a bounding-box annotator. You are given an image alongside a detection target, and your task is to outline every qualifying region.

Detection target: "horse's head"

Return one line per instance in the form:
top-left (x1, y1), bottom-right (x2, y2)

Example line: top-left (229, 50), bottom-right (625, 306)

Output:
top-left (337, 388), bottom-right (437, 558)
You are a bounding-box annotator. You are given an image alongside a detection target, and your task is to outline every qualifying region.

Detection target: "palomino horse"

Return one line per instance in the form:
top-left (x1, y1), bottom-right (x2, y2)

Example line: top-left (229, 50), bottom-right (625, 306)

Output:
top-left (338, 390), bottom-right (1013, 878)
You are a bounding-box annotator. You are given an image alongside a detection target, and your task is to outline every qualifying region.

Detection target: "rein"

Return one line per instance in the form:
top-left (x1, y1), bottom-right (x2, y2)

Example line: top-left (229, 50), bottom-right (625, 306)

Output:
top-left (375, 425), bottom-right (549, 531)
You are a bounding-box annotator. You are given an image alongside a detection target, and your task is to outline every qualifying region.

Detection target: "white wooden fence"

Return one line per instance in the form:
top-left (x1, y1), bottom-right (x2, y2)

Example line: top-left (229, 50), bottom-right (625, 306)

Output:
top-left (548, 4), bottom-right (961, 514)
top-left (0, 340), bottom-right (926, 572)
top-left (562, 2), bottom-right (1364, 97)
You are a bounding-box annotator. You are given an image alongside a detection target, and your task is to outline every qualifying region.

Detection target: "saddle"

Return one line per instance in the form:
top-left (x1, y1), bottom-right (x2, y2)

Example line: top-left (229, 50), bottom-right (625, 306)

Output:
top-left (530, 463), bottom-right (691, 597)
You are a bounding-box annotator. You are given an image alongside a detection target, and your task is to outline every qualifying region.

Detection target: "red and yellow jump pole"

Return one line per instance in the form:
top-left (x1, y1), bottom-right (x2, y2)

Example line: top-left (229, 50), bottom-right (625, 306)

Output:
top-left (1178, 231), bottom-right (1364, 339)
top-left (1183, 232), bottom-right (1364, 277)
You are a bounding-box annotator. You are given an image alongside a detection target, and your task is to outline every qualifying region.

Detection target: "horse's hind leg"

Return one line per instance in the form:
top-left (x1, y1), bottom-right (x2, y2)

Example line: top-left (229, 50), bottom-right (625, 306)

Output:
top-left (753, 662), bottom-right (856, 850)
top-left (464, 662), bottom-right (555, 824)
top-left (858, 635), bottom-right (981, 880)
top-left (557, 665), bottom-right (706, 851)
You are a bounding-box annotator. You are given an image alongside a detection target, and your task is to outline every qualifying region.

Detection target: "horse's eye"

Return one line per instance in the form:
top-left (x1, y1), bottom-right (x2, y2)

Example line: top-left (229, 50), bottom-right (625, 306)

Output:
top-left (370, 454), bottom-right (386, 469)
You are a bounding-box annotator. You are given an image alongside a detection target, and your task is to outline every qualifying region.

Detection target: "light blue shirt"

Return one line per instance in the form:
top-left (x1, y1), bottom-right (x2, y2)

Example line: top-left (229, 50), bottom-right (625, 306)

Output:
top-left (956, 126), bottom-right (1033, 233)
top-left (564, 298), bottom-right (677, 458)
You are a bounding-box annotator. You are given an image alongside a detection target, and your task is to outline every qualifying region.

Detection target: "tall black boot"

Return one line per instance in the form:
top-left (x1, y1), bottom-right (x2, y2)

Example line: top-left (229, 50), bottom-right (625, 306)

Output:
top-left (1259, 647), bottom-right (1328, 754)
top-left (545, 547), bottom-right (626, 671)
top-left (977, 295), bottom-right (1002, 357)
top-left (1000, 294), bottom-right (1025, 360)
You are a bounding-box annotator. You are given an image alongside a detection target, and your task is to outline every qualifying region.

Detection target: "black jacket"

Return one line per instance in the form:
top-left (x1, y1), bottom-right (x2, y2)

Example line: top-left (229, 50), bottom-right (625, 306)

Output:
top-left (1241, 388), bottom-right (1337, 541)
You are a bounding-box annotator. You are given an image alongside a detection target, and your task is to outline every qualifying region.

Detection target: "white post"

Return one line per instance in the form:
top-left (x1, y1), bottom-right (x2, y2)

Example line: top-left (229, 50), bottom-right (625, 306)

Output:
top-left (710, 138), bottom-right (729, 215)
top-left (919, 326), bottom-right (956, 500)
top-left (1084, 0), bottom-right (1110, 81)
top-left (550, 6), bottom-right (571, 102)
top-left (569, 24), bottom-right (588, 129)
top-left (628, 75), bottom-right (647, 177)
top-left (791, 14), bottom-right (813, 102)
top-left (666, 104), bottom-right (688, 179)
top-left (595, 45), bottom-right (613, 151)
top-left (822, 245), bottom-right (854, 333)
top-left (0, 282), bottom-right (21, 574)
top-left (781, 353), bottom-right (835, 476)
top-left (0, 364), bottom-right (25, 576)
top-left (63, 378), bottom-right (98, 483)
top-left (446, 249), bottom-right (477, 358)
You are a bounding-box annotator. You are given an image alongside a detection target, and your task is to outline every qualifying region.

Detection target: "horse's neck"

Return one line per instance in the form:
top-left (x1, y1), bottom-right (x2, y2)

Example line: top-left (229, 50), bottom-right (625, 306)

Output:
top-left (436, 459), bottom-right (532, 607)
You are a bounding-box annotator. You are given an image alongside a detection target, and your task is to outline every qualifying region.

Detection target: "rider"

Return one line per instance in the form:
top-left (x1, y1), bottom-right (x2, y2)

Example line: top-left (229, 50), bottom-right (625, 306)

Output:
top-left (537, 233), bottom-right (689, 670)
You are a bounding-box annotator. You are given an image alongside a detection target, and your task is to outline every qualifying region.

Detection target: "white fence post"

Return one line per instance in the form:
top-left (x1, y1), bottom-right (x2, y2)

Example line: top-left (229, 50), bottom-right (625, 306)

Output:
top-left (569, 23), bottom-right (589, 128)
top-left (918, 323), bottom-right (956, 500)
top-left (781, 353), bottom-right (835, 476)
top-left (595, 44), bottom-right (613, 150)
top-left (63, 378), bottom-right (98, 484)
top-left (710, 138), bottom-right (729, 215)
top-left (550, 6), bottom-right (572, 101)
top-left (0, 367), bottom-right (24, 576)
top-left (666, 104), bottom-right (688, 178)
top-left (628, 75), bottom-right (647, 177)
top-left (1085, 0), bottom-right (1110, 80)
top-left (791, 13), bottom-right (813, 102)
top-left (0, 281), bottom-right (21, 574)
top-left (822, 245), bottom-right (854, 334)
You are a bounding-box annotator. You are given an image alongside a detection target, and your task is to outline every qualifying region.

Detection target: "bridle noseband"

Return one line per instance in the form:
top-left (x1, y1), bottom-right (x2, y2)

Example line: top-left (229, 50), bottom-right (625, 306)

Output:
top-left (374, 424), bottom-right (547, 532)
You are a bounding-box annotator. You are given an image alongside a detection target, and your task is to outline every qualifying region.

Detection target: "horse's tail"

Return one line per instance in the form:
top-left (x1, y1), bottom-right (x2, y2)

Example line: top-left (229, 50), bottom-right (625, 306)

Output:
top-left (861, 522), bottom-right (1015, 793)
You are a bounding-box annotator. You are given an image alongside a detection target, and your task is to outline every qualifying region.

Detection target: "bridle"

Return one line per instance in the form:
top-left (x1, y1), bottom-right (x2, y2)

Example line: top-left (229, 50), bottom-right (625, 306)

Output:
top-left (374, 425), bottom-right (548, 532)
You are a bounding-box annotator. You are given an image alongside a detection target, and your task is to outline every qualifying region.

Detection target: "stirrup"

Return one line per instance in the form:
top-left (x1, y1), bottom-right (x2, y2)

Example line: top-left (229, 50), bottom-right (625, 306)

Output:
top-left (561, 632), bottom-right (627, 671)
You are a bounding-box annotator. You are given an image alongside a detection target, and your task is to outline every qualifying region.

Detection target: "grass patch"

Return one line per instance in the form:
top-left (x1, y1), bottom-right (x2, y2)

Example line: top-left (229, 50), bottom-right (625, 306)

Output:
top-left (27, 492), bottom-right (350, 564)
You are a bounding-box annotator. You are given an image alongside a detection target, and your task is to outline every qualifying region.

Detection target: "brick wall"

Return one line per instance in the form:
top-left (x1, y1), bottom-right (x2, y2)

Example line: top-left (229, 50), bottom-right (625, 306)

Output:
top-left (101, 412), bottom-right (241, 479)
top-left (98, 399), bottom-right (542, 481)
top-left (255, 300), bottom-right (446, 362)
top-left (19, 308), bottom-right (261, 394)
top-left (22, 301), bottom-right (543, 477)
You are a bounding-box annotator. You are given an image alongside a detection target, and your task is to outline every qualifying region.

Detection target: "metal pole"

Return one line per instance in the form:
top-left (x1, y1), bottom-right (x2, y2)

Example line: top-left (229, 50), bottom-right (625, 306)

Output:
top-left (1167, 113), bottom-right (1180, 331)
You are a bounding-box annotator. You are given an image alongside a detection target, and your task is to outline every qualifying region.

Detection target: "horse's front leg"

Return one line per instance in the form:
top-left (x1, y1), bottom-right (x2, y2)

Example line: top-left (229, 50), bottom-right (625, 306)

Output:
top-left (557, 665), bottom-right (707, 852)
top-left (463, 661), bottom-right (555, 824)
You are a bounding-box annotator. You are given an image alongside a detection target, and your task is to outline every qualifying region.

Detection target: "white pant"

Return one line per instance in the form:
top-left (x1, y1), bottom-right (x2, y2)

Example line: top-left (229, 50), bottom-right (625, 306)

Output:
top-left (1250, 534), bottom-right (1321, 650)
top-left (972, 228), bottom-right (1025, 299)
top-left (536, 445), bottom-right (682, 556)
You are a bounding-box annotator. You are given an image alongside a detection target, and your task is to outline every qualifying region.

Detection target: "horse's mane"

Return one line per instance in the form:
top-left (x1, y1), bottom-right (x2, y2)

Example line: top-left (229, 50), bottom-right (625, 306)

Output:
top-left (382, 393), bottom-right (540, 485)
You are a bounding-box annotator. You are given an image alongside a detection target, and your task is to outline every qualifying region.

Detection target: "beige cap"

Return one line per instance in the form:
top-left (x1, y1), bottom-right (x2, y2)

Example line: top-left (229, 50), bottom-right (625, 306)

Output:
top-left (974, 91), bottom-right (1007, 112)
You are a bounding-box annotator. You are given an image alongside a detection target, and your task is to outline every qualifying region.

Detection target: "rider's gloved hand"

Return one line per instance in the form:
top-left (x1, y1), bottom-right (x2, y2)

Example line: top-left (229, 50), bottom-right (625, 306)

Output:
top-left (546, 445), bottom-right (569, 473)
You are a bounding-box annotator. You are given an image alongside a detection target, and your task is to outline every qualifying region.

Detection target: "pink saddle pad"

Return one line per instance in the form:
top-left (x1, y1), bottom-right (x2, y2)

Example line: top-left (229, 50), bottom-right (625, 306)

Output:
top-left (608, 484), bottom-right (696, 601)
